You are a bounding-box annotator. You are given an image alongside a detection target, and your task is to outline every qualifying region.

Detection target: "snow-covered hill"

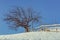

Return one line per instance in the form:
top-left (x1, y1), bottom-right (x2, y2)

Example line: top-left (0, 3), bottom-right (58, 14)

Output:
top-left (0, 31), bottom-right (60, 40)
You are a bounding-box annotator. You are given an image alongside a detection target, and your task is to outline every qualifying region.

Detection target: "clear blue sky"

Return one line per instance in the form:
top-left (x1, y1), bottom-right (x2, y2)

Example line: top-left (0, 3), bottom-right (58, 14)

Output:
top-left (0, 0), bottom-right (60, 35)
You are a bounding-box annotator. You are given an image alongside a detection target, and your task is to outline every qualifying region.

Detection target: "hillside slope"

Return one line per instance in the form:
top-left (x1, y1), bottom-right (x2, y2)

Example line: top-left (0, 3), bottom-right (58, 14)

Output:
top-left (0, 31), bottom-right (60, 40)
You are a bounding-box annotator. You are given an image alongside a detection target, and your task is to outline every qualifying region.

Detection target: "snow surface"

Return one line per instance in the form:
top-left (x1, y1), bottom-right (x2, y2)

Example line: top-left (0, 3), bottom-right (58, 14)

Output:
top-left (0, 31), bottom-right (60, 40)
top-left (35, 24), bottom-right (60, 32)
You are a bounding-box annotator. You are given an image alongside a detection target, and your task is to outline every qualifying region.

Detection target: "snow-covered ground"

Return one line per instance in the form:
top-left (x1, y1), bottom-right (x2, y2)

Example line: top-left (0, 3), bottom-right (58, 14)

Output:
top-left (0, 31), bottom-right (60, 40)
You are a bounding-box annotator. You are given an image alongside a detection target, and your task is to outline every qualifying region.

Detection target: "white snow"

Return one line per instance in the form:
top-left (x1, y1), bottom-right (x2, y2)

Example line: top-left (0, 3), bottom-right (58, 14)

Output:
top-left (35, 24), bottom-right (60, 32)
top-left (0, 31), bottom-right (60, 40)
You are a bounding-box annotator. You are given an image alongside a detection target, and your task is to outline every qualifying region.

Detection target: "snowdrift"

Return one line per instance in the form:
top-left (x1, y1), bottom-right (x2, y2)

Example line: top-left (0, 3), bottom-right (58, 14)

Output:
top-left (0, 31), bottom-right (60, 40)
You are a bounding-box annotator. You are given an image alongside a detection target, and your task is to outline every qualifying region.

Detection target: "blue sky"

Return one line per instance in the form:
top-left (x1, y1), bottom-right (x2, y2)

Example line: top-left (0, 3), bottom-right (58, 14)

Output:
top-left (0, 0), bottom-right (60, 35)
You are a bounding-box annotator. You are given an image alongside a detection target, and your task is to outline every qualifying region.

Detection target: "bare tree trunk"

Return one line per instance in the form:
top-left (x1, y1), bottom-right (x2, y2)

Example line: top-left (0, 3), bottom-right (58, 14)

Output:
top-left (24, 26), bottom-right (29, 32)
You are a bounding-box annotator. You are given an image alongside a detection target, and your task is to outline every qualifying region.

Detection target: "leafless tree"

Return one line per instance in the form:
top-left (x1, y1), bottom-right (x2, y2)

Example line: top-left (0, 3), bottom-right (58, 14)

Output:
top-left (4, 7), bottom-right (42, 32)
